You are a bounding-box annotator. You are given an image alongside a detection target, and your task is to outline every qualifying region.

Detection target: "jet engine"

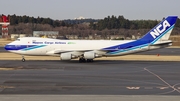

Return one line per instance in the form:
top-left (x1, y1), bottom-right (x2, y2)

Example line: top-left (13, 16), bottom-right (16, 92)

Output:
top-left (60, 53), bottom-right (77, 60)
top-left (84, 52), bottom-right (101, 59)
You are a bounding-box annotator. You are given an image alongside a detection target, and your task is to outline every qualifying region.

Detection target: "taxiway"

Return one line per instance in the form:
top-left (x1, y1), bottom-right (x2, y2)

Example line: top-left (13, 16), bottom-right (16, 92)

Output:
top-left (0, 60), bottom-right (180, 95)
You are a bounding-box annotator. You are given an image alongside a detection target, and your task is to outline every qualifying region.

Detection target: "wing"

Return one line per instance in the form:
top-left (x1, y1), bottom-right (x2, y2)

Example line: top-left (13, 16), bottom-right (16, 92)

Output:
top-left (46, 49), bottom-right (108, 57)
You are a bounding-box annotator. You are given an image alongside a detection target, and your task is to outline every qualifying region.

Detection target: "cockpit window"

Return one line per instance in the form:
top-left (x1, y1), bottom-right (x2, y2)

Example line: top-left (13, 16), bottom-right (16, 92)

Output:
top-left (16, 39), bottom-right (20, 41)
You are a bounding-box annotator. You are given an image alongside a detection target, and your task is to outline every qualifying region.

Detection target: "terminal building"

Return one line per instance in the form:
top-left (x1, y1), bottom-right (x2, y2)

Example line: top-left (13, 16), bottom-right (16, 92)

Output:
top-left (33, 31), bottom-right (59, 39)
top-left (10, 34), bottom-right (26, 39)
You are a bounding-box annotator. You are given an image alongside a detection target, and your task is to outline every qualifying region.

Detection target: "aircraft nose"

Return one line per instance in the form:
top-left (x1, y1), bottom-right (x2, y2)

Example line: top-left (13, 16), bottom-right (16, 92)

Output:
top-left (4, 44), bottom-right (16, 51)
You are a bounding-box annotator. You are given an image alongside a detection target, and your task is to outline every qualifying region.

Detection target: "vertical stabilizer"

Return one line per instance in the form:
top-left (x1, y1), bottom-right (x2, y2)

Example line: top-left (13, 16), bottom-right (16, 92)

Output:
top-left (139, 16), bottom-right (178, 44)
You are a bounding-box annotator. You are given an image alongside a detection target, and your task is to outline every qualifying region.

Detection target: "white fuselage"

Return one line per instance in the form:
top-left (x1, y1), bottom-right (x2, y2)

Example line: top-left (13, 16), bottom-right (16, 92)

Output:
top-left (8, 38), bottom-right (132, 55)
top-left (6, 37), bottom-right (168, 57)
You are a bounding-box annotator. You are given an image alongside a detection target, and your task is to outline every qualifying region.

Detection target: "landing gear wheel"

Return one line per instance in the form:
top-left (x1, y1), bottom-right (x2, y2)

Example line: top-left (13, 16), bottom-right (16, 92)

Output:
top-left (79, 58), bottom-right (82, 63)
top-left (79, 58), bottom-right (86, 63)
top-left (22, 56), bottom-right (25, 62)
top-left (87, 59), bottom-right (93, 62)
top-left (22, 58), bottom-right (25, 62)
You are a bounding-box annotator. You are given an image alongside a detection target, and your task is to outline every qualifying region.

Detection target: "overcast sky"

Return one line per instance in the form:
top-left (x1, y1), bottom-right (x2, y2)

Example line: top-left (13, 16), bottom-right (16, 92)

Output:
top-left (0, 0), bottom-right (179, 20)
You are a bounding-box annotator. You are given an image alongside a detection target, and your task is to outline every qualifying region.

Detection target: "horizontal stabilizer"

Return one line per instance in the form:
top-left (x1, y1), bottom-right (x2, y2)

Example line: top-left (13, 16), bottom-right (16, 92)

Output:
top-left (149, 40), bottom-right (172, 46)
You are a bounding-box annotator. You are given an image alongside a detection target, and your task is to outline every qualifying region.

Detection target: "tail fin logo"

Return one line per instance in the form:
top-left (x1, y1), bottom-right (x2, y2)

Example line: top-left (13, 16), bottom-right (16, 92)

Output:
top-left (150, 20), bottom-right (171, 39)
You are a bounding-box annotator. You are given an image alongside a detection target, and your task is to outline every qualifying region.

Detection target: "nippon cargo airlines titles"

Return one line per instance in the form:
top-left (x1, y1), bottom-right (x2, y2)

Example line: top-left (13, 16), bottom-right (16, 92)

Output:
top-left (32, 41), bottom-right (67, 44)
top-left (4, 16), bottom-right (178, 62)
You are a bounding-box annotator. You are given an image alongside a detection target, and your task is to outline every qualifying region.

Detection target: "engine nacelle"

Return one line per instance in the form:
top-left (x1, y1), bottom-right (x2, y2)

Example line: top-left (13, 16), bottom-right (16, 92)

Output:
top-left (60, 53), bottom-right (77, 60)
top-left (84, 52), bottom-right (101, 59)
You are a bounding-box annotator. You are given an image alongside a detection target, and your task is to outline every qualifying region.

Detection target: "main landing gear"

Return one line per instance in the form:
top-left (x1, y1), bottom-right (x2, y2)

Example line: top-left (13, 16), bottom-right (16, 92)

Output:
top-left (22, 56), bottom-right (25, 62)
top-left (79, 57), bottom-right (93, 63)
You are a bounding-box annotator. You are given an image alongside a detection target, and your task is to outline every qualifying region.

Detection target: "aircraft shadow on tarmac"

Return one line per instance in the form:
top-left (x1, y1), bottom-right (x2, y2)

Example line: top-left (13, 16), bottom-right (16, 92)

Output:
top-left (19, 60), bottom-right (154, 64)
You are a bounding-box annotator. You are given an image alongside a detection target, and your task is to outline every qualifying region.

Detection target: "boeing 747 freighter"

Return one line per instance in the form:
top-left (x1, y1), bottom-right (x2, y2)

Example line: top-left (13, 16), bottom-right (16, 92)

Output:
top-left (4, 16), bottom-right (178, 62)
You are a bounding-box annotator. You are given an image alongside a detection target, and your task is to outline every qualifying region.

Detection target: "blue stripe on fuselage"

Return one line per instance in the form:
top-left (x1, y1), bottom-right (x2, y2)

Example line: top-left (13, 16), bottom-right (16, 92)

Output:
top-left (4, 45), bottom-right (46, 51)
top-left (21, 45), bottom-right (46, 51)
top-left (4, 45), bottom-right (29, 50)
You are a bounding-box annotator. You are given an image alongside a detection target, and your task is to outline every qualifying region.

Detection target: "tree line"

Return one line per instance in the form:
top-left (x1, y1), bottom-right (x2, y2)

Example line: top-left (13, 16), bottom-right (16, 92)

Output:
top-left (8, 14), bottom-right (180, 30)
top-left (1, 14), bottom-right (180, 39)
top-left (9, 14), bottom-right (99, 27)
top-left (90, 15), bottom-right (180, 30)
top-left (9, 14), bottom-right (66, 27)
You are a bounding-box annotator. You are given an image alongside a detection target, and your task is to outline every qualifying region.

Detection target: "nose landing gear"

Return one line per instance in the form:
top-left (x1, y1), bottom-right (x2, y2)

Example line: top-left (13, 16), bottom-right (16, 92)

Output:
top-left (22, 56), bottom-right (25, 62)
